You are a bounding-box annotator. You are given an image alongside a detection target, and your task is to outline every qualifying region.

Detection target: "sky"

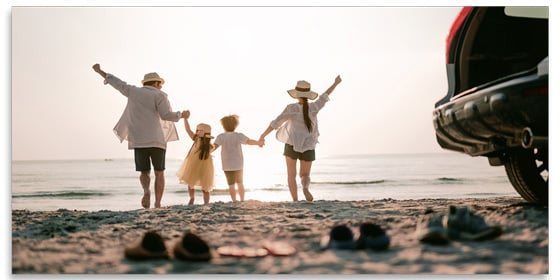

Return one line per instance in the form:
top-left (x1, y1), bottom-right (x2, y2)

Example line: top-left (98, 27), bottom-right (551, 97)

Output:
top-left (10, 6), bottom-right (463, 161)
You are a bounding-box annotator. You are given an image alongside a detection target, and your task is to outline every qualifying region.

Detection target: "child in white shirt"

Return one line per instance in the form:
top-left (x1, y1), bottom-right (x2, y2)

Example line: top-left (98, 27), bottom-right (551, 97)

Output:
top-left (213, 115), bottom-right (263, 202)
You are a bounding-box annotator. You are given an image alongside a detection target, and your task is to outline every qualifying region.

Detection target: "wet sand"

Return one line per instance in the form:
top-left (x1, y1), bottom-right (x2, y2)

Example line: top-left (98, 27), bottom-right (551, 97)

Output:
top-left (12, 196), bottom-right (548, 274)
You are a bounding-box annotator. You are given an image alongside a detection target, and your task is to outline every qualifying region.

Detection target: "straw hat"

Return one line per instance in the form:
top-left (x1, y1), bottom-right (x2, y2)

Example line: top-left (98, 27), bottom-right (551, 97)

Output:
top-left (287, 80), bottom-right (318, 100)
top-left (196, 123), bottom-right (213, 138)
top-left (141, 72), bottom-right (165, 84)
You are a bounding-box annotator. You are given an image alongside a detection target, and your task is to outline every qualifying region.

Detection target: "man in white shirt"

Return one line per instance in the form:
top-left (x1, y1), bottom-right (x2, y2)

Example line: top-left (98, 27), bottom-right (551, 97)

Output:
top-left (92, 63), bottom-right (187, 209)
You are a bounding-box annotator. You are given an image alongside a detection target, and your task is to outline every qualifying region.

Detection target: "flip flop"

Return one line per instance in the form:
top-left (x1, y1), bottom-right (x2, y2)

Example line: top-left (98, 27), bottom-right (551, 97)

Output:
top-left (217, 245), bottom-right (268, 258)
top-left (173, 231), bottom-right (212, 261)
top-left (320, 224), bottom-right (356, 250)
top-left (355, 223), bottom-right (390, 250)
top-left (124, 230), bottom-right (169, 260)
top-left (261, 241), bottom-right (297, 256)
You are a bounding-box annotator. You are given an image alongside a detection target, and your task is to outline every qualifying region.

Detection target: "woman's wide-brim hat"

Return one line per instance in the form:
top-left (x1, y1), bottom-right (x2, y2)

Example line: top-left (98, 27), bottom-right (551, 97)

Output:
top-left (141, 72), bottom-right (165, 84)
top-left (287, 80), bottom-right (318, 100)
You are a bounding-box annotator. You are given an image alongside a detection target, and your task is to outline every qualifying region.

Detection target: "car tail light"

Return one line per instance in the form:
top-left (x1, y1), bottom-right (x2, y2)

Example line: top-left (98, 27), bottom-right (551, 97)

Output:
top-left (523, 85), bottom-right (548, 97)
top-left (446, 7), bottom-right (473, 62)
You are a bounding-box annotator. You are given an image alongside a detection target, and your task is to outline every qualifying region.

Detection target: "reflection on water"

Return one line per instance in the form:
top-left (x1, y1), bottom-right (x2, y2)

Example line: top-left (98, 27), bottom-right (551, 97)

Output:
top-left (12, 153), bottom-right (516, 211)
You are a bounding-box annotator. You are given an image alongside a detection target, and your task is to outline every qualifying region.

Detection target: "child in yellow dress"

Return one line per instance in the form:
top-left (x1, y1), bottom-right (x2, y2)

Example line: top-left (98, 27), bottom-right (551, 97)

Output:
top-left (177, 111), bottom-right (215, 205)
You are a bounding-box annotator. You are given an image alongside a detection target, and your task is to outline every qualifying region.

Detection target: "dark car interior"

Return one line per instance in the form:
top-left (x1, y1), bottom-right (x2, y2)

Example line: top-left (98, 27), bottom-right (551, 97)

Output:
top-left (456, 7), bottom-right (548, 94)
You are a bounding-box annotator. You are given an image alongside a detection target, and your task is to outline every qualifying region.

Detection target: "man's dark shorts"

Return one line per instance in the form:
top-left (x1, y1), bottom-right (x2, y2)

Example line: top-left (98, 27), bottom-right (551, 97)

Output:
top-left (283, 144), bottom-right (315, 161)
top-left (134, 148), bottom-right (166, 171)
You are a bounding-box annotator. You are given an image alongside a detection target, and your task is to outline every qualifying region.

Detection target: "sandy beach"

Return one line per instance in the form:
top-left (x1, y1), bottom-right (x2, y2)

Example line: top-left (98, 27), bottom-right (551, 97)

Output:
top-left (12, 196), bottom-right (548, 274)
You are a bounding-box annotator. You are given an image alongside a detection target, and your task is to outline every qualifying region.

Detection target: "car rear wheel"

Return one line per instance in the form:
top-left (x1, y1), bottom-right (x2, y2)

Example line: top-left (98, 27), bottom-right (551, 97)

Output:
top-left (504, 147), bottom-right (548, 204)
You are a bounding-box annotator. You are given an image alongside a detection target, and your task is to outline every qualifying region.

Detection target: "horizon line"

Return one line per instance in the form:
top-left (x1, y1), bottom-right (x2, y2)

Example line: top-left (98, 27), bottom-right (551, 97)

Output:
top-left (11, 151), bottom-right (455, 162)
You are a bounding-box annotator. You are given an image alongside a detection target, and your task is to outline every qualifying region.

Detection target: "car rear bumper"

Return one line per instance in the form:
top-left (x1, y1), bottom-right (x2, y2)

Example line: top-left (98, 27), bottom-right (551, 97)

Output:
top-left (433, 71), bottom-right (548, 156)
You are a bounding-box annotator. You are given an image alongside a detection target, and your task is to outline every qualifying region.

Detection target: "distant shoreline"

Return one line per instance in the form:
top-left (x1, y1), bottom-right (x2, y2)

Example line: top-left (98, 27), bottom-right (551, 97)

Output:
top-left (11, 152), bottom-right (460, 162)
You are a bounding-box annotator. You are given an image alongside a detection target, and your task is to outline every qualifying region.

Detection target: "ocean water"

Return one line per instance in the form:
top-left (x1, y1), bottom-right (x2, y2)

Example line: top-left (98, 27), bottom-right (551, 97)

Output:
top-left (11, 153), bottom-right (518, 211)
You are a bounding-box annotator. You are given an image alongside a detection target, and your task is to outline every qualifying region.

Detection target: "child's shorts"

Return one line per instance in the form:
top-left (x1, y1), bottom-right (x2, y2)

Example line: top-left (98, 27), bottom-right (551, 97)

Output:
top-left (224, 170), bottom-right (243, 185)
top-left (283, 144), bottom-right (315, 161)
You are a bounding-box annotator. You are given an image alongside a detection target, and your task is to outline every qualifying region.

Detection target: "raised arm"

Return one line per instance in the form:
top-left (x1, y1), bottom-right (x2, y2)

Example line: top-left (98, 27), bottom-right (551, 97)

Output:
top-left (92, 63), bottom-right (134, 97)
top-left (182, 111), bottom-right (195, 140)
top-left (92, 63), bottom-right (107, 79)
top-left (324, 75), bottom-right (342, 96)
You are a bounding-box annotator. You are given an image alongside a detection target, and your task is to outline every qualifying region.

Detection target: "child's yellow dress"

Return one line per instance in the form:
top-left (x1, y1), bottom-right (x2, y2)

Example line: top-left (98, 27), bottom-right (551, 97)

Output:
top-left (177, 138), bottom-right (214, 192)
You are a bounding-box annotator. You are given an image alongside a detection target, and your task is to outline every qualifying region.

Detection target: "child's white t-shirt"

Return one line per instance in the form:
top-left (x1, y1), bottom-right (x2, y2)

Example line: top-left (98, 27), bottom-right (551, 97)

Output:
top-left (214, 132), bottom-right (249, 171)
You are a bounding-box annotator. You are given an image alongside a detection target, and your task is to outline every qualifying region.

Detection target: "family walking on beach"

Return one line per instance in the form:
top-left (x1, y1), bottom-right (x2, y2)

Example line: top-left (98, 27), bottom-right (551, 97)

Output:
top-left (92, 63), bottom-right (342, 208)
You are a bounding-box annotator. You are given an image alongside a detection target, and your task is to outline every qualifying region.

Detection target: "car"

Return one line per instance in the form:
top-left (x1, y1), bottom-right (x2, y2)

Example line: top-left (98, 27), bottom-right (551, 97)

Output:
top-left (432, 7), bottom-right (548, 204)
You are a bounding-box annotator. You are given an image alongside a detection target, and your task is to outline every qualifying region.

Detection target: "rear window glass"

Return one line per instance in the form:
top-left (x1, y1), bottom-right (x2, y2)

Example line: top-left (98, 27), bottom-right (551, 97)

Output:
top-left (504, 7), bottom-right (548, 19)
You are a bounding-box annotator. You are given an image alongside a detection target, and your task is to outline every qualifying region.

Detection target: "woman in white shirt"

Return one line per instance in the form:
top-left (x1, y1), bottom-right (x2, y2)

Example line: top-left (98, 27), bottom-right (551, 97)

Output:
top-left (260, 75), bottom-right (342, 202)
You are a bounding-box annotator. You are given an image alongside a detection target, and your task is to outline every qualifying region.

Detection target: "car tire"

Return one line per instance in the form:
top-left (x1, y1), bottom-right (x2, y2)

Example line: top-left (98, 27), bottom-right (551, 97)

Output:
top-left (504, 147), bottom-right (548, 204)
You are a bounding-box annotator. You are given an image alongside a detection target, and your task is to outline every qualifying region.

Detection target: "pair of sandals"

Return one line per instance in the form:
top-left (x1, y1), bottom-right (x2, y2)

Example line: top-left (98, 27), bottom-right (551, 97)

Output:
top-left (416, 205), bottom-right (503, 245)
top-left (124, 230), bottom-right (211, 261)
top-left (320, 223), bottom-right (391, 251)
top-left (125, 231), bottom-right (297, 261)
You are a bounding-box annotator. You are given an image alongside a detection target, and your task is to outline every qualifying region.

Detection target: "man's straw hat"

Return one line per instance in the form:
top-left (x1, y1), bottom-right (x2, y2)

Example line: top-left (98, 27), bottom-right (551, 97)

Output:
top-left (141, 72), bottom-right (165, 85)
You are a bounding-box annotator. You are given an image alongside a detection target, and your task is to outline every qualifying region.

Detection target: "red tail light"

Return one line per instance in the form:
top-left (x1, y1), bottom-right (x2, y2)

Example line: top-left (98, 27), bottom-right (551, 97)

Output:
top-left (523, 85), bottom-right (548, 97)
top-left (446, 7), bottom-right (473, 62)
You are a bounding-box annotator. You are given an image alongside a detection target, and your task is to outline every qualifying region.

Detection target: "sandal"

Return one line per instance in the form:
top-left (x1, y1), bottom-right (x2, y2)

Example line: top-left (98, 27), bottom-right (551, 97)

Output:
top-left (217, 245), bottom-right (268, 258)
top-left (173, 231), bottom-right (212, 261)
top-left (124, 230), bottom-right (169, 260)
top-left (261, 240), bottom-right (296, 256)
top-left (355, 223), bottom-right (390, 250)
top-left (445, 205), bottom-right (502, 241)
top-left (416, 212), bottom-right (450, 245)
top-left (320, 224), bottom-right (356, 250)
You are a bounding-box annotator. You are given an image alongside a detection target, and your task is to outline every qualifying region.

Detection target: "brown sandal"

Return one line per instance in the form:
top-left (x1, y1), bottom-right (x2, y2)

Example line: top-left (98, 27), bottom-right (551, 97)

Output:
top-left (173, 231), bottom-right (212, 261)
top-left (124, 230), bottom-right (169, 260)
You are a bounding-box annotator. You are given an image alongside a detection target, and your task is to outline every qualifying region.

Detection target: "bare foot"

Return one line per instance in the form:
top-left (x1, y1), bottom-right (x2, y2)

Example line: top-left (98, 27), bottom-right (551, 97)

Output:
top-left (188, 198), bottom-right (194, 205)
top-left (154, 202), bottom-right (161, 208)
top-left (303, 188), bottom-right (314, 202)
top-left (301, 176), bottom-right (313, 202)
top-left (141, 191), bottom-right (150, 209)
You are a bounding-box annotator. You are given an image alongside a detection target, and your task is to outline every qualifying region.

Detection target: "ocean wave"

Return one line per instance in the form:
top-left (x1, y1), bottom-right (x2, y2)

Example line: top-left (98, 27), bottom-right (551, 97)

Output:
top-left (173, 189), bottom-right (232, 195)
top-left (257, 187), bottom-right (285, 192)
top-left (465, 192), bottom-right (507, 196)
top-left (12, 191), bottom-right (109, 199)
top-left (311, 180), bottom-right (386, 185)
top-left (435, 177), bottom-right (465, 184)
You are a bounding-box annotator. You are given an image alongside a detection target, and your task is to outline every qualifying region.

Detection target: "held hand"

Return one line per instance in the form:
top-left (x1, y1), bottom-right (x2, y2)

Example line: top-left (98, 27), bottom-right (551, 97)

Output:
top-left (182, 110), bottom-right (190, 119)
top-left (257, 139), bottom-right (265, 147)
top-left (92, 63), bottom-right (101, 72)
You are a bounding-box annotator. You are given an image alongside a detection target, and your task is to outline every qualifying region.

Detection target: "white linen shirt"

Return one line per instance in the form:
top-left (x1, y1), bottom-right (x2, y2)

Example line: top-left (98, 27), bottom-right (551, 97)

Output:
top-left (270, 92), bottom-right (330, 153)
top-left (214, 132), bottom-right (249, 171)
top-left (105, 74), bottom-right (181, 150)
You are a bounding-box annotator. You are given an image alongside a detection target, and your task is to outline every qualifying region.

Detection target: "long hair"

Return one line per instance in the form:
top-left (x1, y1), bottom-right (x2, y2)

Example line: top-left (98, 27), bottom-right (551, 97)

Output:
top-left (197, 135), bottom-right (212, 160)
top-left (302, 98), bottom-right (312, 132)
